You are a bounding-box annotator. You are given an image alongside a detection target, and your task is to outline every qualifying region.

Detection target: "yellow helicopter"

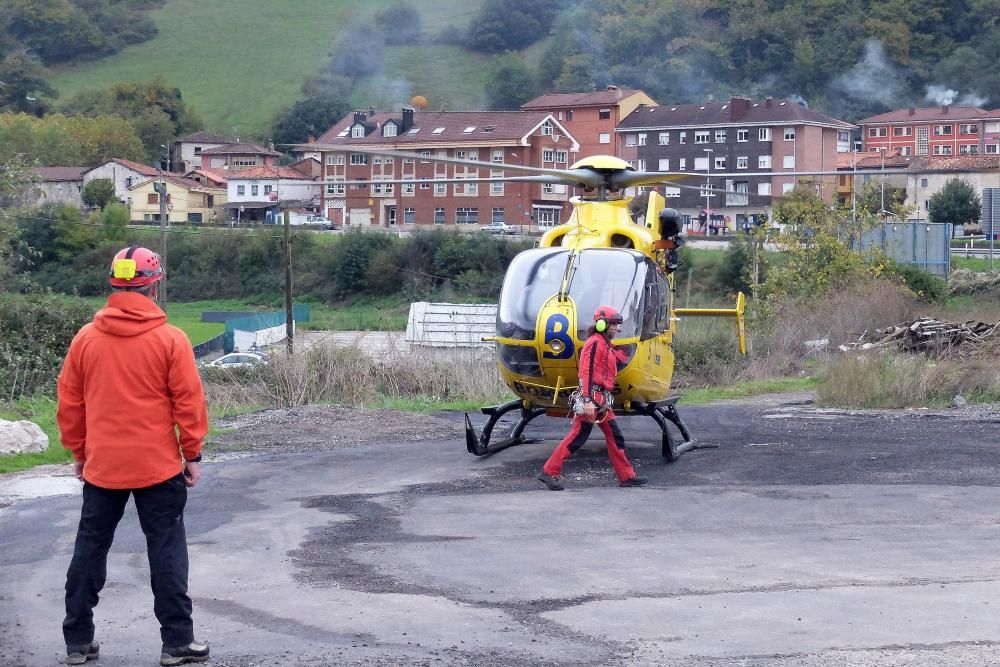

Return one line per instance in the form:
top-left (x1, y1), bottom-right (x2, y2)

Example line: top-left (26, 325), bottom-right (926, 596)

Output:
top-left (338, 148), bottom-right (747, 460)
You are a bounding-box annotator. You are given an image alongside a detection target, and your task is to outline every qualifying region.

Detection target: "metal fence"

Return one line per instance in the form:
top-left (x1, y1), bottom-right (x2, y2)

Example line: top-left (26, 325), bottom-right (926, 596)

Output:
top-left (858, 222), bottom-right (953, 277)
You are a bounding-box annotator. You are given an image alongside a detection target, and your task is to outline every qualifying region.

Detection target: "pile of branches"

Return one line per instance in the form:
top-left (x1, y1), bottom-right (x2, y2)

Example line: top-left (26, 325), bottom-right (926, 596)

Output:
top-left (840, 317), bottom-right (1000, 357)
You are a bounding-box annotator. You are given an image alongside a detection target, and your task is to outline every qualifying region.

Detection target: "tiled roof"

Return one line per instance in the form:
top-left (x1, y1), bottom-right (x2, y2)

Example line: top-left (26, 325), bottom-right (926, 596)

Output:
top-left (33, 167), bottom-right (85, 181)
top-left (618, 98), bottom-right (854, 129)
top-left (178, 131), bottom-right (234, 144)
top-left (521, 89), bottom-right (646, 109)
top-left (227, 166), bottom-right (317, 180)
top-left (86, 158), bottom-right (159, 176)
top-left (860, 106), bottom-right (1000, 124)
top-left (314, 110), bottom-right (558, 145)
top-left (907, 155), bottom-right (1000, 172)
top-left (184, 168), bottom-right (228, 184)
top-left (200, 142), bottom-right (282, 156)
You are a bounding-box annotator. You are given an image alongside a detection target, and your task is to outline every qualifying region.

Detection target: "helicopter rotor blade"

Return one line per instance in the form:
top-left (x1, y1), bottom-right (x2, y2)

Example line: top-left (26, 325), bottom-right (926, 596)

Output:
top-left (304, 144), bottom-right (607, 188)
top-left (340, 174), bottom-right (584, 186)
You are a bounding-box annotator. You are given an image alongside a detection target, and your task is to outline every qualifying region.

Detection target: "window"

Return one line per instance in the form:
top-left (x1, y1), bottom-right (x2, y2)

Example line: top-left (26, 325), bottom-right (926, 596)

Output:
top-left (960, 144), bottom-right (979, 155)
top-left (758, 182), bottom-right (771, 195)
top-left (566, 110), bottom-right (573, 120)
top-left (236, 185), bottom-right (245, 196)
top-left (420, 151), bottom-right (431, 163)
top-left (959, 124), bottom-right (979, 134)
top-left (555, 150), bottom-right (568, 164)
top-left (351, 124), bottom-right (365, 138)
top-left (264, 185), bottom-right (273, 194)
top-left (232, 159), bottom-right (257, 168)
top-left (402, 182), bottom-right (415, 195)
top-left (679, 132), bottom-right (687, 144)
top-left (125, 177), bottom-right (133, 188)
top-left (715, 129), bottom-right (726, 143)
top-left (637, 159), bottom-right (646, 171)
top-left (920, 178), bottom-right (929, 187)
top-left (987, 144), bottom-right (1000, 154)
top-left (598, 108), bottom-right (611, 120)
top-left (544, 149), bottom-right (556, 162)
top-left (638, 133), bottom-right (647, 146)
top-left (658, 158), bottom-right (669, 171)
top-left (599, 133), bottom-right (610, 144)
top-left (658, 132), bottom-right (669, 145)
top-left (626, 134), bottom-right (637, 147)
top-left (737, 129), bottom-right (749, 142)
top-left (383, 123), bottom-right (397, 137)
top-left (251, 184), bottom-right (259, 196)
top-left (694, 157), bottom-right (709, 171)
top-left (678, 158), bottom-right (686, 171)
top-left (758, 128), bottom-right (771, 141)
top-left (536, 208), bottom-right (559, 227)
top-left (326, 178), bottom-right (345, 195)
top-left (435, 182), bottom-right (446, 195)
top-left (187, 213), bottom-right (203, 223)
top-left (900, 146), bottom-right (912, 156)
top-left (869, 127), bottom-right (887, 137)
top-left (432, 127), bottom-right (445, 134)
top-left (714, 157), bottom-right (726, 170)
top-left (933, 145), bottom-right (953, 155)
top-left (491, 170), bottom-right (504, 195)
top-left (694, 131), bottom-right (710, 144)
top-left (540, 121), bottom-right (554, 135)
top-left (758, 155), bottom-right (771, 169)
top-left (933, 124), bottom-right (953, 135)
top-left (419, 178), bottom-right (430, 190)
top-left (736, 156), bottom-right (748, 169)
top-left (783, 155), bottom-right (795, 169)
top-left (404, 207), bottom-right (415, 224)
top-left (456, 150), bottom-right (466, 159)
top-left (492, 149), bottom-right (504, 162)
top-left (664, 186), bottom-right (680, 198)
top-left (455, 207), bottom-right (478, 224)
top-left (350, 153), bottom-right (368, 165)
top-left (193, 146), bottom-right (202, 155)
top-left (148, 193), bottom-right (159, 204)
top-left (403, 156), bottom-right (414, 165)
top-left (434, 207), bottom-right (445, 225)
top-left (782, 183), bottom-right (794, 194)
top-left (893, 126), bottom-right (913, 136)
top-left (373, 182), bottom-right (394, 195)
top-left (784, 128), bottom-right (795, 141)
top-left (492, 207), bottom-right (505, 224)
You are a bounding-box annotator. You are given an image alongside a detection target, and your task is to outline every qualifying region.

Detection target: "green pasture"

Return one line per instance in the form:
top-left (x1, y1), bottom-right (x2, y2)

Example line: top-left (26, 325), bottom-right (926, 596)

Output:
top-left (952, 256), bottom-right (998, 272)
top-left (50, 0), bottom-right (487, 137)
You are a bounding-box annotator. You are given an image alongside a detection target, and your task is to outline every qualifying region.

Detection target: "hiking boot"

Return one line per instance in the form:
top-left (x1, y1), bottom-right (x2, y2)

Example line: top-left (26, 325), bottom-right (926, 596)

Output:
top-left (619, 476), bottom-right (648, 487)
top-left (65, 641), bottom-right (99, 665)
top-left (536, 472), bottom-right (565, 491)
top-left (160, 640), bottom-right (210, 665)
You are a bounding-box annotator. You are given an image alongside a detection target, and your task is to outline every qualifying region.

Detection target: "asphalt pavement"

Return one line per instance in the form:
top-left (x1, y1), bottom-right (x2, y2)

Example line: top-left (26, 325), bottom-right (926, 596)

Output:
top-left (2, 398), bottom-right (1000, 666)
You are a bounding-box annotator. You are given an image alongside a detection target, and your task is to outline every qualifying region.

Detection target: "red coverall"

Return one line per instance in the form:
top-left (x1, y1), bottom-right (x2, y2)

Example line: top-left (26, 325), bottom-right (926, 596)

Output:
top-left (542, 331), bottom-right (637, 482)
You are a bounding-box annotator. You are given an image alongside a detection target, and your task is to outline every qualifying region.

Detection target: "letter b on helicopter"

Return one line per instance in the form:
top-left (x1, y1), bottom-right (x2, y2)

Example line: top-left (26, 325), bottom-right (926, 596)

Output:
top-left (543, 313), bottom-right (574, 360)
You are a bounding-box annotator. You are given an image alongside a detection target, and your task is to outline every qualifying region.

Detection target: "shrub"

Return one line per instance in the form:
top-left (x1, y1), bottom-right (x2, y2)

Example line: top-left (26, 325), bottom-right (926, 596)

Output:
top-left (885, 260), bottom-right (947, 302)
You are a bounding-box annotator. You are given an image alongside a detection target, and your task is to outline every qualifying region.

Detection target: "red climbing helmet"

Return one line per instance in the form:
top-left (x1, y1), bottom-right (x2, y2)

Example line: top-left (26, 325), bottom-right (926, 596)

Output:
top-left (108, 246), bottom-right (164, 287)
top-left (593, 305), bottom-right (623, 332)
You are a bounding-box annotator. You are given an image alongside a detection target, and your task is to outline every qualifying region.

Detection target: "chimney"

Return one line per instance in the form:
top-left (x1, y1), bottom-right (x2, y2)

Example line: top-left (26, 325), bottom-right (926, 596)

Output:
top-left (307, 135), bottom-right (315, 143)
top-left (354, 110), bottom-right (367, 125)
top-left (764, 97), bottom-right (773, 109)
top-left (401, 106), bottom-right (414, 133)
top-left (942, 105), bottom-right (949, 115)
top-left (730, 96), bottom-right (751, 121)
top-left (908, 107), bottom-right (915, 116)
top-left (268, 140), bottom-right (275, 152)
top-left (368, 106), bottom-right (376, 118)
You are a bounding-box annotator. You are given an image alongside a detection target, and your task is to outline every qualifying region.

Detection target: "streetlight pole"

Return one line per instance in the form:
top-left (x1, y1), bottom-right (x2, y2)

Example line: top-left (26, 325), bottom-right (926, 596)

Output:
top-left (879, 147), bottom-right (886, 219)
top-left (703, 148), bottom-right (713, 235)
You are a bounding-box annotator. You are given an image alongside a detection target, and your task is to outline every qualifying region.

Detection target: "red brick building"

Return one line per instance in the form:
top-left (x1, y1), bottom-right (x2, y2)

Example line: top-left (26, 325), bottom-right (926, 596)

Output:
top-left (521, 87), bottom-right (657, 161)
top-left (305, 108), bottom-right (579, 231)
top-left (860, 106), bottom-right (1000, 157)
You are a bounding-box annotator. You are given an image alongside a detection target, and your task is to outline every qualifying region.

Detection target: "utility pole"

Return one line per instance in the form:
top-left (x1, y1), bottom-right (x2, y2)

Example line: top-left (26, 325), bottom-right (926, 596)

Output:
top-left (156, 174), bottom-right (168, 312)
top-left (284, 209), bottom-right (293, 354)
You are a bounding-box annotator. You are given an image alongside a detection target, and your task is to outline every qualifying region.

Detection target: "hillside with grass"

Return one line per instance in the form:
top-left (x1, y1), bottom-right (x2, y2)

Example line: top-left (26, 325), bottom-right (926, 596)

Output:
top-left (49, 0), bottom-right (492, 138)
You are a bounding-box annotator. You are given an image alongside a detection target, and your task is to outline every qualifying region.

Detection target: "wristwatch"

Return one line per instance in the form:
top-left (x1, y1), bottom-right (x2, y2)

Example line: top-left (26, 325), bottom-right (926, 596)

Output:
top-left (185, 454), bottom-right (202, 463)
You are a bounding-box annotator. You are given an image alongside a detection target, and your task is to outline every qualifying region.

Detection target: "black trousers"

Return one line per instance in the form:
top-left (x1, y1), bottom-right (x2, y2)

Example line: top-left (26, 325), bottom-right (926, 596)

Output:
top-left (63, 473), bottom-right (194, 648)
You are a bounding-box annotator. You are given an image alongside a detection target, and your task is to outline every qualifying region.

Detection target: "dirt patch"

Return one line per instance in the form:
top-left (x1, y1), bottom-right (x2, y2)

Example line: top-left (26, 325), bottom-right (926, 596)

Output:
top-left (209, 405), bottom-right (465, 457)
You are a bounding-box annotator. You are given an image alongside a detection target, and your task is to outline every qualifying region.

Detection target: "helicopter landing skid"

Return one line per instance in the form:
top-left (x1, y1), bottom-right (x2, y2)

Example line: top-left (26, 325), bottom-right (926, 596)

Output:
top-left (634, 398), bottom-right (695, 461)
top-left (465, 399), bottom-right (547, 457)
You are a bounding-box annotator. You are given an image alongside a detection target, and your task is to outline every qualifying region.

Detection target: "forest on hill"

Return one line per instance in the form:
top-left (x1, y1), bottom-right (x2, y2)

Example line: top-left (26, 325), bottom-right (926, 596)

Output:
top-left (0, 0), bottom-right (998, 140)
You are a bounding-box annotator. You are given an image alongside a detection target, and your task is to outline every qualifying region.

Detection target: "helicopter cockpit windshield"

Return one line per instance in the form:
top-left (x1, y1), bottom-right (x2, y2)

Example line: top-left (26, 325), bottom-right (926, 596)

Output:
top-left (497, 247), bottom-right (647, 343)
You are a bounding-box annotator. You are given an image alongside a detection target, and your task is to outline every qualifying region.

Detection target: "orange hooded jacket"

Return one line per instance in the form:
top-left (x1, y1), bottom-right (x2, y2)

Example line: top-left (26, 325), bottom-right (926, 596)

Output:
top-left (57, 291), bottom-right (209, 489)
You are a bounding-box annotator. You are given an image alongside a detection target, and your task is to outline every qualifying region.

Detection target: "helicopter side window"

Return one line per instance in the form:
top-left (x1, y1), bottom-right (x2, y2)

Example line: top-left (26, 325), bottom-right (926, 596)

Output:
top-left (568, 249), bottom-right (645, 341)
top-left (497, 249), bottom-right (568, 340)
top-left (656, 270), bottom-right (672, 332)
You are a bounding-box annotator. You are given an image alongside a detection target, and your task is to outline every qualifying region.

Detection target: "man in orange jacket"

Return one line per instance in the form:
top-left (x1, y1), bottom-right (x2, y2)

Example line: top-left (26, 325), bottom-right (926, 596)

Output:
top-left (58, 246), bottom-right (211, 666)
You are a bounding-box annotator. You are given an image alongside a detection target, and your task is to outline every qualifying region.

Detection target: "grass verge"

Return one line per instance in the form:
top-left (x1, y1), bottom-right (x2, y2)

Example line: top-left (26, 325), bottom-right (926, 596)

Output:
top-left (678, 377), bottom-right (817, 405)
top-left (0, 396), bottom-right (71, 474)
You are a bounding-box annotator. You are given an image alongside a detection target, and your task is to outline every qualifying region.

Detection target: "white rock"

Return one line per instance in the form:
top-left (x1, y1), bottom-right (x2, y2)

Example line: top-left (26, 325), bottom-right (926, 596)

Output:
top-left (0, 419), bottom-right (49, 455)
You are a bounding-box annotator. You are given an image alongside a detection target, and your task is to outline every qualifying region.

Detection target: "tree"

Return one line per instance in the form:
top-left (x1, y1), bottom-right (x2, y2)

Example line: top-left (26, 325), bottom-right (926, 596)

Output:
top-left (100, 203), bottom-right (129, 244)
top-left (0, 112), bottom-right (145, 166)
top-left (272, 94), bottom-right (352, 146)
top-left (81, 178), bottom-right (116, 209)
top-left (374, 2), bottom-right (422, 45)
top-left (0, 50), bottom-right (57, 115)
top-left (928, 178), bottom-right (981, 237)
top-left (0, 153), bottom-right (36, 281)
top-left (484, 53), bottom-right (537, 110)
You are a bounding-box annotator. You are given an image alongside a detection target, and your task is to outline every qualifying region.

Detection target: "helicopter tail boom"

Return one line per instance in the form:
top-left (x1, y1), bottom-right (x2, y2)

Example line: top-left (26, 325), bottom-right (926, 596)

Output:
top-left (674, 292), bottom-right (748, 354)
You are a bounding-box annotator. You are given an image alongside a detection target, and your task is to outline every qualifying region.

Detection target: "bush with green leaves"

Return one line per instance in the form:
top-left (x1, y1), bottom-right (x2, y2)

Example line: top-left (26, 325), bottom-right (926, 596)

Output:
top-left (885, 260), bottom-right (947, 302)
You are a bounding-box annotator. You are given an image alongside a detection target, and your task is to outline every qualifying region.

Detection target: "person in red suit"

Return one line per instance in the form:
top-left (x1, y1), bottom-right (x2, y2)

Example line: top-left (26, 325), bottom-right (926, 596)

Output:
top-left (537, 305), bottom-right (648, 491)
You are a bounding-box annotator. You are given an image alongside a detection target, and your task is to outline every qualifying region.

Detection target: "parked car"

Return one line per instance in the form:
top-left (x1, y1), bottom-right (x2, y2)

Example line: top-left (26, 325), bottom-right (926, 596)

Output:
top-left (480, 221), bottom-right (517, 235)
top-left (205, 352), bottom-right (265, 368)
